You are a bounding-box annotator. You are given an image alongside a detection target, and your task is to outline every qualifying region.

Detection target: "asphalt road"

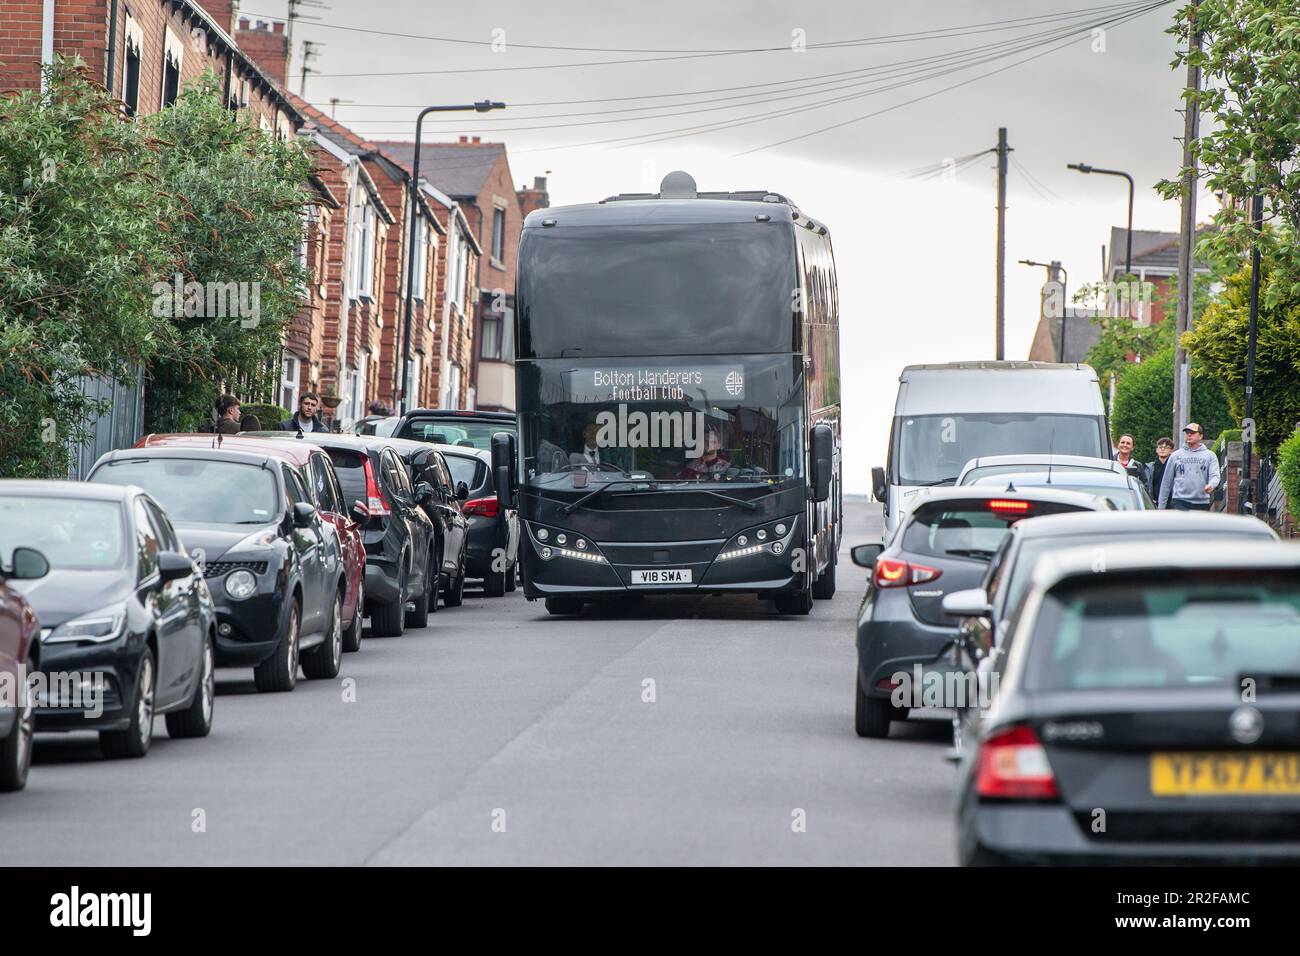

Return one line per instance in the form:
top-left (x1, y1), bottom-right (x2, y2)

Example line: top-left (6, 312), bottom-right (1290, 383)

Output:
top-left (2, 498), bottom-right (958, 865)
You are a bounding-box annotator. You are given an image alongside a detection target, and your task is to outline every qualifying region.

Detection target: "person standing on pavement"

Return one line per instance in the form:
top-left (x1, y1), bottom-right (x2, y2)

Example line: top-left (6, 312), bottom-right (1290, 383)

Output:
top-left (278, 392), bottom-right (324, 433)
top-left (215, 394), bottom-right (242, 434)
top-left (1112, 433), bottom-right (1149, 485)
top-left (1158, 423), bottom-right (1220, 510)
top-left (1147, 436), bottom-right (1175, 501)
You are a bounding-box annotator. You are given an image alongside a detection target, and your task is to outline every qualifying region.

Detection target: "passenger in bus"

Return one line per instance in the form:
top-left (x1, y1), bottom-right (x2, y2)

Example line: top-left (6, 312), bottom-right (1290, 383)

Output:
top-left (678, 426), bottom-right (731, 479)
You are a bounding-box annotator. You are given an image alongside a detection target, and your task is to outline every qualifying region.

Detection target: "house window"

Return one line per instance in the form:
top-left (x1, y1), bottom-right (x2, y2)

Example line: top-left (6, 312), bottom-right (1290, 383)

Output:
top-left (451, 231), bottom-right (467, 309)
top-left (491, 206), bottom-right (505, 263)
top-left (121, 13), bottom-right (142, 116)
top-left (445, 362), bottom-right (462, 409)
top-left (357, 204), bottom-right (376, 301)
top-left (411, 219), bottom-right (428, 301)
top-left (480, 315), bottom-right (501, 361)
top-left (280, 356), bottom-right (301, 412)
top-left (161, 28), bottom-right (183, 109)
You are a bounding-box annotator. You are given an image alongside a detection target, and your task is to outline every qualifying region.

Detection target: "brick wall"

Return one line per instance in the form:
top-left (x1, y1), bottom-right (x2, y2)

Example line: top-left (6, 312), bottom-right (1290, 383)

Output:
top-left (234, 16), bottom-right (285, 87)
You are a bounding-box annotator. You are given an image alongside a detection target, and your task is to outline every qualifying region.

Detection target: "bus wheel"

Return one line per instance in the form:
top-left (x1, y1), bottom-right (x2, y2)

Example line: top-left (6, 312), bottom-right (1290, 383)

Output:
top-left (774, 589), bottom-right (813, 615)
top-left (812, 549), bottom-right (837, 600)
top-left (544, 597), bottom-right (583, 616)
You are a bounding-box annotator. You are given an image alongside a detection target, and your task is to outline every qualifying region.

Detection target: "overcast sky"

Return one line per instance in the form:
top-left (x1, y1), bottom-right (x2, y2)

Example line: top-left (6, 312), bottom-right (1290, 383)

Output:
top-left (248, 0), bottom-right (1204, 490)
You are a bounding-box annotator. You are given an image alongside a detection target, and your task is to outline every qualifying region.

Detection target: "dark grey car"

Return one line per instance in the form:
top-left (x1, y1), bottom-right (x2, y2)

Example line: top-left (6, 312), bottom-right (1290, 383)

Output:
top-left (849, 485), bottom-right (1111, 739)
top-left (956, 541), bottom-right (1300, 865)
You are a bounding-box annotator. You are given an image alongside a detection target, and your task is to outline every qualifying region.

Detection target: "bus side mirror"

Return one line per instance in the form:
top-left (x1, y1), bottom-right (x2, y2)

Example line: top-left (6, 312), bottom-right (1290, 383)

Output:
top-left (491, 431), bottom-right (516, 510)
top-left (872, 466), bottom-right (887, 503)
top-left (810, 423), bottom-right (834, 503)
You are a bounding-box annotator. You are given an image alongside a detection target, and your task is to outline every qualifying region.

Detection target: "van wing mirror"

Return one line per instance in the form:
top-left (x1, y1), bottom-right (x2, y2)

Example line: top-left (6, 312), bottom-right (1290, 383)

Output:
top-left (871, 466), bottom-right (888, 503)
top-left (810, 423), bottom-right (834, 503)
top-left (491, 431), bottom-right (516, 510)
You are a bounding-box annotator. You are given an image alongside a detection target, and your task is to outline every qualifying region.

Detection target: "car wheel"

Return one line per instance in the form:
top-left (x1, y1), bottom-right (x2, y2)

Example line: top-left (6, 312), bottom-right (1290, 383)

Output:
top-left (483, 563), bottom-right (507, 597)
top-left (342, 580), bottom-right (364, 653)
top-left (773, 587), bottom-right (813, 615)
top-left (504, 560), bottom-right (518, 593)
top-left (544, 597), bottom-right (583, 616)
top-left (101, 648), bottom-right (155, 759)
top-left (303, 594), bottom-right (343, 679)
top-left (0, 669), bottom-right (37, 790)
top-left (254, 600), bottom-right (300, 692)
top-left (812, 547), bottom-right (837, 600)
top-left (406, 552), bottom-right (434, 628)
top-left (166, 634), bottom-right (214, 739)
top-left (370, 565), bottom-right (407, 637)
top-left (854, 673), bottom-right (892, 739)
top-left (444, 553), bottom-right (466, 607)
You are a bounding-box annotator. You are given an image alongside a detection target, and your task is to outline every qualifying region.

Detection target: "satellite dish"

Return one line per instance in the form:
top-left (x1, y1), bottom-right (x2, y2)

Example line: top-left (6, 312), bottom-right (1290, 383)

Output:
top-left (659, 170), bottom-right (697, 200)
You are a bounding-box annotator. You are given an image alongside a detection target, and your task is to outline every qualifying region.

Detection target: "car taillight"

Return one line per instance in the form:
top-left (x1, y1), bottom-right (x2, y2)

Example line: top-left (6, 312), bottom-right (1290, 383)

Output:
top-left (363, 458), bottom-right (392, 517)
top-left (462, 497), bottom-right (499, 518)
top-left (987, 498), bottom-right (1032, 516)
top-left (873, 557), bottom-right (941, 589)
top-left (975, 724), bottom-right (1059, 800)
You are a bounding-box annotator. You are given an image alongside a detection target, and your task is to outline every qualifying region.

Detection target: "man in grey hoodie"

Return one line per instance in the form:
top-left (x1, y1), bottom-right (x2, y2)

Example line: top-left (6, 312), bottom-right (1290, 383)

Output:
top-left (1158, 423), bottom-right (1221, 510)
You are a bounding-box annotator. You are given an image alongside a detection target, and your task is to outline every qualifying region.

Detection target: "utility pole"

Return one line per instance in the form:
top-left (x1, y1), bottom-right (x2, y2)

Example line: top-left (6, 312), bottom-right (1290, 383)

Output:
top-left (1173, 0), bottom-right (1202, 438)
top-left (299, 40), bottom-right (322, 97)
top-left (1240, 193), bottom-right (1263, 515)
top-left (995, 127), bottom-right (1010, 360)
top-left (286, 0), bottom-right (329, 86)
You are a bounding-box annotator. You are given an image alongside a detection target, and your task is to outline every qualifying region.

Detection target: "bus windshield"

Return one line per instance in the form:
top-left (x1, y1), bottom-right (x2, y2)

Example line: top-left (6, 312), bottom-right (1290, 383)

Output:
top-left (519, 354), bottom-right (804, 485)
top-left (516, 222), bottom-right (796, 358)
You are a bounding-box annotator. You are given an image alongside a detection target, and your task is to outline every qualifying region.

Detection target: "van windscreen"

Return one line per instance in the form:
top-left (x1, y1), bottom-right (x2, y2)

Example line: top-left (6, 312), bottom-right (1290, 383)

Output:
top-left (894, 413), bottom-right (1103, 486)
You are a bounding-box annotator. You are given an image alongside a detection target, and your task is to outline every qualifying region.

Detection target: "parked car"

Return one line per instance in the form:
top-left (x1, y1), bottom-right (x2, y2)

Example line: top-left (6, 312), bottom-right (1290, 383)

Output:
top-left (394, 408), bottom-right (516, 453)
top-left (247, 433), bottom-right (436, 636)
top-left (88, 444), bottom-right (346, 691)
top-left (956, 541), bottom-right (1300, 865)
top-left (438, 444), bottom-right (520, 597)
top-left (940, 510), bottom-right (1280, 654)
top-left (351, 415), bottom-right (398, 437)
top-left (959, 454), bottom-right (1153, 510)
top-left (0, 546), bottom-right (48, 790)
top-left (379, 437), bottom-right (471, 607)
top-left (871, 362), bottom-right (1111, 541)
top-left (848, 486), bottom-right (1113, 739)
top-left (138, 434), bottom-right (367, 653)
top-left (0, 481), bottom-right (216, 759)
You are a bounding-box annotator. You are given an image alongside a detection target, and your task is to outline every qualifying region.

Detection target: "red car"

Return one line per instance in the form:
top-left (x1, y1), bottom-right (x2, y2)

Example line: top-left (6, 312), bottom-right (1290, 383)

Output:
top-left (0, 546), bottom-right (48, 791)
top-left (136, 434), bottom-right (368, 653)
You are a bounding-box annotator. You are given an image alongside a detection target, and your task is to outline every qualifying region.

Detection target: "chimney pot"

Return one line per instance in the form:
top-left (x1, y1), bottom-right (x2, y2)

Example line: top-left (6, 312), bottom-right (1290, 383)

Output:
top-left (534, 176), bottom-right (547, 190)
top-left (472, 136), bottom-right (480, 144)
top-left (274, 22), bottom-right (284, 33)
top-left (239, 16), bottom-right (249, 28)
top-left (458, 136), bottom-right (468, 144)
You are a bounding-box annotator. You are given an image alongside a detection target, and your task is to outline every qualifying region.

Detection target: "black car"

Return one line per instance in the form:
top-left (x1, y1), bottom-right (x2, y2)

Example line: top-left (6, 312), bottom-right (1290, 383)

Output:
top-left (380, 437), bottom-right (471, 607)
top-left (0, 481), bottom-right (216, 758)
top-left (956, 541), bottom-right (1300, 865)
top-left (394, 408), bottom-right (516, 453)
top-left (438, 445), bottom-right (519, 596)
top-left (254, 433), bottom-right (437, 637)
top-left (848, 486), bottom-right (1111, 740)
top-left (89, 445), bottom-right (347, 691)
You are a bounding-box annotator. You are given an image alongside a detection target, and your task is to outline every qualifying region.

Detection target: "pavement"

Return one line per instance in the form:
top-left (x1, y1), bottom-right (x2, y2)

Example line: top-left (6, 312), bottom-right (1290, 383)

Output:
top-left (1, 498), bottom-right (958, 865)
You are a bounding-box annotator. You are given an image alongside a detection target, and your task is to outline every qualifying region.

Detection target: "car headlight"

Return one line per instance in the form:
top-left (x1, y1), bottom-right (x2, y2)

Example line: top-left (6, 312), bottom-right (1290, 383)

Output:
top-left (47, 605), bottom-right (127, 644)
top-left (225, 569), bottom-right (258, 600)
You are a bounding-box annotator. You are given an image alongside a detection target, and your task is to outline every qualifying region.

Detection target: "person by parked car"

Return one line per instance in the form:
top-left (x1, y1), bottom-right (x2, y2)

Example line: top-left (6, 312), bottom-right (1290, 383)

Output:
top-left (279, 392), bottom-right (325, 433)
top-left (1147, 436), bottom-right (1175, 500)
top-left (1157, 423), bottom-right (1220, 511)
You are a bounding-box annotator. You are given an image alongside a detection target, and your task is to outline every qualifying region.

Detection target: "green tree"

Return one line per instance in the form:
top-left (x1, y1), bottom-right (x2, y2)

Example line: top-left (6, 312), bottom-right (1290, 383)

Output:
top-left (1182, 258), bottom-right (1300, 453)
top-left (0, 58), bottom-right (180, 477)
top-left (1112, 347), bottom-right (1233, 458)
top-left (140, 75), bottom-right (312, 432)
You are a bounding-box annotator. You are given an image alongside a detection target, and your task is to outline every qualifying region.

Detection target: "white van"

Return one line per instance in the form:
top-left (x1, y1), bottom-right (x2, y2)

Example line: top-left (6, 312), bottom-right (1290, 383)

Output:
top-left (871, 361), bottom-right (1110, 540)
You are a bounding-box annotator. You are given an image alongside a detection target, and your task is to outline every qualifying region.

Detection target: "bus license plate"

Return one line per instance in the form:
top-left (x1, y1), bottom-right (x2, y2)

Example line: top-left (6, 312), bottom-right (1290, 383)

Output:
top-left (631, 569), bottom-right (691, 585)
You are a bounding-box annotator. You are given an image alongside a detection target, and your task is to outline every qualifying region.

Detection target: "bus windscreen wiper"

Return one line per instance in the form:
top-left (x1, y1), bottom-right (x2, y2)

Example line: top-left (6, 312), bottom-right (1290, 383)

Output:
top-left (560, 479), bottom-right (648, 515)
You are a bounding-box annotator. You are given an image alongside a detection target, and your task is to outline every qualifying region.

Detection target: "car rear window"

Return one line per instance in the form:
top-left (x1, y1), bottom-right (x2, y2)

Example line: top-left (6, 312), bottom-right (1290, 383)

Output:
top-left (399, 419), bottom-right (515, 451)
top-left (326, 449), bottom-right (369, 506)
top-left (902, 500), bottom-right (1086, 561)
top-left (1025, 571), bottom-right (1300, 691)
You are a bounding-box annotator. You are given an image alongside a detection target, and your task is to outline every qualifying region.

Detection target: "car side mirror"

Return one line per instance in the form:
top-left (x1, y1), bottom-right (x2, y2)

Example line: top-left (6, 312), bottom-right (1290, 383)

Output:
top-left (413, 481), bottom-right (435, 505)
top-left (350, 500), bottom-right (370, 525)
top-left (871, 466), bottom-right (888, 503)
top-left (941, 588), bottom-right (992, 619)
top-left (7, 546), bottom-right (49, 581)
top-left (455, 480), bottom-right (469, 501)
top-left (292, 501), bottom-right (317, 528)
top-left (158, 550), bottom-right (194, 583)
top-left (809, 423), bottom-right (834, 503)
top-left (850, 543), bottom-right (883, 568)
top-left (491, 431), bottom-right (516, 510)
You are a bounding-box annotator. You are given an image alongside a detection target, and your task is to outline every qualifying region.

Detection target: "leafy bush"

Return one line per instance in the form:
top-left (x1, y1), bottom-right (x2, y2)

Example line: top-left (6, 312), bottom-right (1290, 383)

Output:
top-left (1112, 348), bottom-right (1232, 459)
top-left (1278, 430), bottom-right (1300, 519)
top-left (238, 404), bottom-right (289, 429)
top-left (1214, 428), bottom-right (1243, 452)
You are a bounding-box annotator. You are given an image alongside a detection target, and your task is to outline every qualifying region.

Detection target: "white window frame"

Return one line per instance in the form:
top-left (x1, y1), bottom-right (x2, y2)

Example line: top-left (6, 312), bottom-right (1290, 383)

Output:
top-left (280, 356), bottom-right (301, 412)
top-left (411, 218), bottom-right (428, 301)
top-left (121, 12), bottom-right (143, 115)
top-left (161, 27), bottom-right (184, 110)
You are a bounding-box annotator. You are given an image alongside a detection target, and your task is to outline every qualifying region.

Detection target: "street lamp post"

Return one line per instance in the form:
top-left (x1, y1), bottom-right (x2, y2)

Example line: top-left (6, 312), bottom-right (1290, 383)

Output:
top-left (398, 100), bottom-right (506, 415)
top-left (1019, 259), bottom-right (1068, 362)
top-left (1067, 162), bottom-right (1135, 276)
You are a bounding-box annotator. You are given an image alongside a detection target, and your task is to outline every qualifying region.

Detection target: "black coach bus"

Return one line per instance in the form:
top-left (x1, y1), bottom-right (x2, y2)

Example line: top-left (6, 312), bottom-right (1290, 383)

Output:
top-left (492, 171), bottom-right (841, 616)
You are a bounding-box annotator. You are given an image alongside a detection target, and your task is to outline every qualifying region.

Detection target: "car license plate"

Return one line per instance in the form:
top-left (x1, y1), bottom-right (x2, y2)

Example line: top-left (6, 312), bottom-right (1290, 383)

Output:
top-left (1150, 752), bottom-right (1300, 796)
top-left (630, 569), bottom-right (691, 585)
